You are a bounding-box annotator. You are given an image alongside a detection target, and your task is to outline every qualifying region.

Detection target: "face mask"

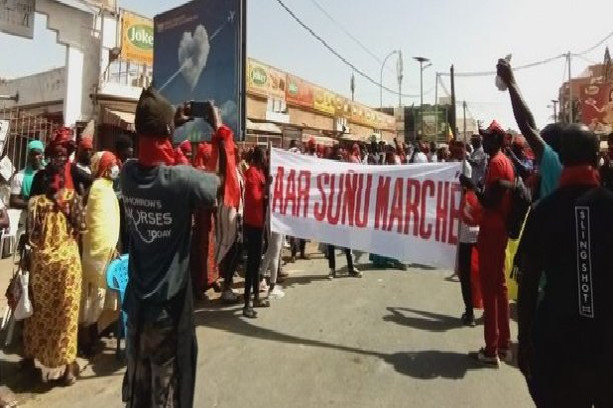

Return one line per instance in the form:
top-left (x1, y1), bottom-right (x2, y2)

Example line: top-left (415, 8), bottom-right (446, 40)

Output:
top-left (109, 165), bottom-right (120, 180)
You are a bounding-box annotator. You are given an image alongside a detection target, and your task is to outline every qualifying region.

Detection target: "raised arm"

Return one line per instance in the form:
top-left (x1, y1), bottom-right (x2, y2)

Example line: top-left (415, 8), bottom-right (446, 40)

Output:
top-left (497, 60), bottom-right (545, 161)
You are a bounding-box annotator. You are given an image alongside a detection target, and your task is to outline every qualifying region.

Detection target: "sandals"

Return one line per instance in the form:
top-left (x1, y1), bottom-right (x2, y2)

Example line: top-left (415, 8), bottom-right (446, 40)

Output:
top-left (253, 299), bottom-right (270, 308)
top-left (62, 362), bottom-right (78, 386)
top-left (211, 281), bottom-right (223, 293)
top-left (349, 268), bottom-right (362, 278)
top-left (242, 306), bottom-right (258, 318)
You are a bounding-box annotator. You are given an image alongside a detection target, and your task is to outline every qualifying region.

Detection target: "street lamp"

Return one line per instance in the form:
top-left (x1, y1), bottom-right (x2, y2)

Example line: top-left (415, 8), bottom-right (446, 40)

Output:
top-left (547, 99), bottom-right (559, 122)
top-left (413, 57), bottom-right (431, 138)
top-left (380, 50), bottom-right (401, 109)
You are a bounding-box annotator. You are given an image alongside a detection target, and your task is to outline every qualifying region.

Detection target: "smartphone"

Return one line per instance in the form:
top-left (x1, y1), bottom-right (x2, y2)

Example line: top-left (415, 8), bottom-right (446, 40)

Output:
top-left (189, 101), bottom-right (213, 119)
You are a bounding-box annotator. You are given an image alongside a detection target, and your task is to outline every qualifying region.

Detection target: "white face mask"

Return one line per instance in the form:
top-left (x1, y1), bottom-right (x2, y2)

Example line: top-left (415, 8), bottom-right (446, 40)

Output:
top-left (109, 165), bottom-right (120, 180)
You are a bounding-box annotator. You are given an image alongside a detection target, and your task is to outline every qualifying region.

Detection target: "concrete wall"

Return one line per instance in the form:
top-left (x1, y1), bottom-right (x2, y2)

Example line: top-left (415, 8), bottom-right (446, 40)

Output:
top-left (0, 67), bottom-right (66, 109)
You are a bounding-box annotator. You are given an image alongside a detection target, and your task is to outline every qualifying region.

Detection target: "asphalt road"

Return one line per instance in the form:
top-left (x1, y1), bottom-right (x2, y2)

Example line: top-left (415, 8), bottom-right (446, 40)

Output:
top-left (1, 251), bottom-right (534, 408)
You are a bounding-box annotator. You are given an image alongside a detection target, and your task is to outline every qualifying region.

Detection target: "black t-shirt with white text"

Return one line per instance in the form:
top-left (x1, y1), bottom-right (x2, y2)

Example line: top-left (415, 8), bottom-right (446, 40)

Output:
top-left (523, 185), bottom-right (612, 361)
top-left (120, 162), bottom-right (218, 320)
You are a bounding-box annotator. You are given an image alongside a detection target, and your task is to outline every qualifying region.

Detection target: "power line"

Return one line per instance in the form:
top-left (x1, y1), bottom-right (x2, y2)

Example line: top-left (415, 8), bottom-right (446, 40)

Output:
top-left (438, 54), bottom-right (566, 77)
top-left (273, 0), bottom-right (420, 98)
top-left (308, 0), bottom-right (385, 66)
top-left (572, 32), bottom-right (613, 56)
top-left (437, 32), bottom-right (613, 78)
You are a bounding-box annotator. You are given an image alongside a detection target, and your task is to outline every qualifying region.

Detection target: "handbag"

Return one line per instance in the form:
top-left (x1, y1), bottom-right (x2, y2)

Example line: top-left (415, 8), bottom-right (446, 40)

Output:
top-left (13, 270), bottom-right (32, 320)
top-left (4, 245), bottom-right (32, 319)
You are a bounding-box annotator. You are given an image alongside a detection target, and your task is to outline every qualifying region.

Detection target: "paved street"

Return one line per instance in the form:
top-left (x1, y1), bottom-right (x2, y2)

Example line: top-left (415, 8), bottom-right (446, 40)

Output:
top-left (1, 250), bottom-right (534, 408)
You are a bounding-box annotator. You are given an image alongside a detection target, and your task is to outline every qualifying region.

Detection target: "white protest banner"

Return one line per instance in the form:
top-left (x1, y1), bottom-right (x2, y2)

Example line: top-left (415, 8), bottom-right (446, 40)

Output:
top-left (269, 148), bottom-right (463, 269)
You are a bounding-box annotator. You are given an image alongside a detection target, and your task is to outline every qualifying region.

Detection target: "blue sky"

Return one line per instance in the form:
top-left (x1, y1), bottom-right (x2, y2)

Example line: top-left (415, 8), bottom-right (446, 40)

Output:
top-left (1, 0), bottom-right (612, 130)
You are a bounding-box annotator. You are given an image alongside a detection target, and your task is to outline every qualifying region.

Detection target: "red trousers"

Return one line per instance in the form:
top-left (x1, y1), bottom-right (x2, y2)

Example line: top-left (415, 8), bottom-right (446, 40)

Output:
top-left (190, 209), bottom-right (218, 294)
top-left (477, 225), bottom-right (510, 356)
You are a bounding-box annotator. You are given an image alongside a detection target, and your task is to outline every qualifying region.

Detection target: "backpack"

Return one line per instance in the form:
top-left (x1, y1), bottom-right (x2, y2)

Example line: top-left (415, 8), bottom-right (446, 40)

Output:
top-left (506, 175), bottom-right (532, 239)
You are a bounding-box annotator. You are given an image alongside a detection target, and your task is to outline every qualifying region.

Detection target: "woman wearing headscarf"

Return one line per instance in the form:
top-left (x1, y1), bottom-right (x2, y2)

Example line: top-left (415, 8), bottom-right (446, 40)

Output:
top-left (349, 143), bottom-right (361, 164)
top-left (78, 151), bottom-right (121, 355)
top-left (9, 140), bottom-right (45, 210)
top-left (22, 134), bottom-right (87, 386)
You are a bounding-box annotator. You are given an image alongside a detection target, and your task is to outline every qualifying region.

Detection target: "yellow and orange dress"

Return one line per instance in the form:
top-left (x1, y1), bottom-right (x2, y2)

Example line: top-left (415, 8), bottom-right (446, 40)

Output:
top-left (23, 189), bottom-right (87, 373)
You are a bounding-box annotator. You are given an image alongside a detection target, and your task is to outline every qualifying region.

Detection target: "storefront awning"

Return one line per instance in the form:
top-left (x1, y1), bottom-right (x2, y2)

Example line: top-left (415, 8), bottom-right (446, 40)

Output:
top-left (302, 134), bottom-right (335, 146)
top-left (339, 133), bottom-right (368, 142)
top-left (246, 119), bottom-right (282, 134)
top-left (102, 108), bottom-right (135, 132)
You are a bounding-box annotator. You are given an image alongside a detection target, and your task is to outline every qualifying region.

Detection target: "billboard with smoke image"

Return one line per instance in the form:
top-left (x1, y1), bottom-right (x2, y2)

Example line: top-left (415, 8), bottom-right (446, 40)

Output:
top-left (153, 0), bottom-right (244, 141)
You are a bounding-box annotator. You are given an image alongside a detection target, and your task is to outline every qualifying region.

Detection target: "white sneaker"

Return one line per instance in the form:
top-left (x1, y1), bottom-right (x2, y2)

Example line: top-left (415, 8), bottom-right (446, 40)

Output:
top-left (474, 348), bottom-right (500, 367)
top-left (259, 280), bottom-right (268, 292)
top-left (328, 268), bottom-right (335, 280)
top-left (269, 286), bottom-right (285, 299)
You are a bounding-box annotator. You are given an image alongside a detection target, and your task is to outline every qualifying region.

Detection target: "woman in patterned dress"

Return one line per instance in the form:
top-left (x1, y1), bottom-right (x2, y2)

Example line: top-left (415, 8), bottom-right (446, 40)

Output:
top-left (78, 151), bottom-right (120, 355)
top-left (22, 133), bottom-right (87, 385)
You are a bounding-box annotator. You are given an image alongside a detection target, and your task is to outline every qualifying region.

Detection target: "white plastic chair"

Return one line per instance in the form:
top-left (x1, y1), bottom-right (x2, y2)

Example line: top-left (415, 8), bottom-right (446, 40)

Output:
top-left (0, 209), bottom-right (23, 257)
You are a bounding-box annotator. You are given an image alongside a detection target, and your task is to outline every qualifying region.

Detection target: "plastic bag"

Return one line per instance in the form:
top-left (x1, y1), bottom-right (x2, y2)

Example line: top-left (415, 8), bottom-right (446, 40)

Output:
top-left (14, 271), bottom-right (32, 320)
top-left (505, 238), bottom-right (520, 301)
top-left (495, 54), bottom-right (512, 91)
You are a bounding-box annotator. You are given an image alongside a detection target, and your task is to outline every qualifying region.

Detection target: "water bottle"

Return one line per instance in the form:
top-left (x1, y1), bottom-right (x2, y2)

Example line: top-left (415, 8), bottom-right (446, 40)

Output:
top-left (496, 54), bottom-right (512, 91)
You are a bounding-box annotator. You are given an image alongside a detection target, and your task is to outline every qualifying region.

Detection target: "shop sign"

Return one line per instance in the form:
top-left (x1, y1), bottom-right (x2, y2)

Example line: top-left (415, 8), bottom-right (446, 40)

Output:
top-left (121, 11), bottom-right (154, 65)
top-left (247, 58), bottom-right (286, 99)
top-left (286, 74), bottom-right (314, 107)
top-left (313, 86), bottom-right (336, 115)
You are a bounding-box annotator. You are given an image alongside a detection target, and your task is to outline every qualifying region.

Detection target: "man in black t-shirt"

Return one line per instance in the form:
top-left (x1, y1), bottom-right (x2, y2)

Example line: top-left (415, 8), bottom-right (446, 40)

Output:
top-left (121, 87), bottom-right (220, 408)
top-left (518, 124), bottom-right (612, 407)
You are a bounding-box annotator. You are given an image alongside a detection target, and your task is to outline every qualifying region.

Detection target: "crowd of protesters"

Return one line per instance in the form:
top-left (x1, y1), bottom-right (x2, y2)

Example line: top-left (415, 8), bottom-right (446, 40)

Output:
top-left (0, 56), bottom-right (611, 408)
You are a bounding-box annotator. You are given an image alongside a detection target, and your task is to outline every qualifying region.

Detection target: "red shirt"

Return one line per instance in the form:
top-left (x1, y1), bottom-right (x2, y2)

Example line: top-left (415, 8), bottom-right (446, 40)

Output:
top-left (207, 125), bottom-right (240, 208)
top-left (243, 165), bottom-right (266, 228)
top-left (480, 151), bottom-right (515, 231)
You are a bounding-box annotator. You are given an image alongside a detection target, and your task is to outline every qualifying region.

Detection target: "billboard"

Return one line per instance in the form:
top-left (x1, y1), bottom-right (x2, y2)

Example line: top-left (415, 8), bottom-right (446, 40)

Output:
top-left (153, 0), bottom-right (245, 141)
top-left (416, 108), bottom-right (448, 139)
top-left (120, 11), bottom-right (154, 66)
top-left (581, 80), bottom-right (613, 134)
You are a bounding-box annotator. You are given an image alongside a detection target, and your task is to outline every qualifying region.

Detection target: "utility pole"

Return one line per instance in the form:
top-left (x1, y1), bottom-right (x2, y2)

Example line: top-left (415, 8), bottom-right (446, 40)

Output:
top-left (413, 57), bottom-right (431, 139)
top-left (434, 72), bottom-right (439, 142)
top-left (397, 51), bottom-right (403, 109)
top-left (350, 72), bottom-right (355, 101)
top-left (462, 100), bottom-right (467, 143)
top-left (567, 51), bottom-right (573, 123)
top-left (380, 50), bottom-right (400, 109)
top-left (450, 65), bottom-right (457, 141)
top-left (551, 99), bottom-right (558, 122)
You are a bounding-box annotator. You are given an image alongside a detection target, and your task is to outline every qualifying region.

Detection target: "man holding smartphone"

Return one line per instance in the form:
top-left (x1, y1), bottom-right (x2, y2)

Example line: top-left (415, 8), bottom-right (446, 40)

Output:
top-left (121, 87), bottom-right (222, 407)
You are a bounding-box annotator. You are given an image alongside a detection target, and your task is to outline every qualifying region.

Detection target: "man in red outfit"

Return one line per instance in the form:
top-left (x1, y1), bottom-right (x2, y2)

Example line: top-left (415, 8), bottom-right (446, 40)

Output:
top-left (461, 121), bottom-right (515, 366)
